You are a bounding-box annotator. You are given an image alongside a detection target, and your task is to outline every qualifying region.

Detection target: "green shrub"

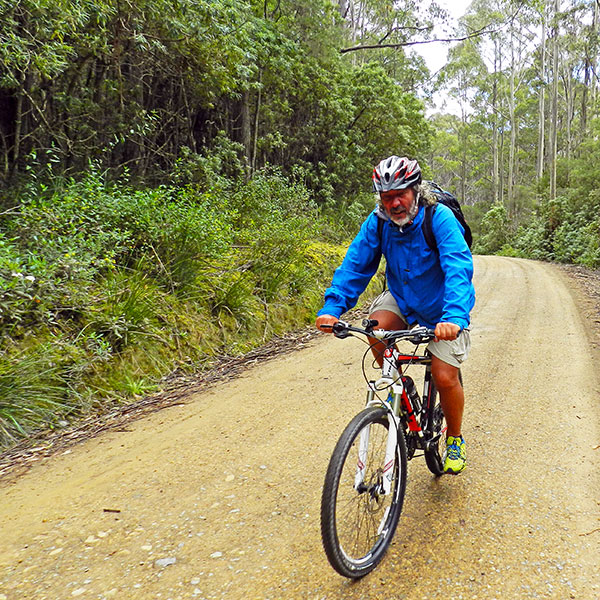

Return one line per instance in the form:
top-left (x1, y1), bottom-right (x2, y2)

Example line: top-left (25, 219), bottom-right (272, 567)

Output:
top-left (511, 194), bottom-right (600, 268)
top-left (0, 233), bottom-right (42, 331)
top-left (512, 216), bottom-right (554, 261)
top-left (474, 202), bottom-right (509, 254)
top-left (0, 164), bottom-right (351, 448)
top-left (553, 217), bottom-right (600, 268)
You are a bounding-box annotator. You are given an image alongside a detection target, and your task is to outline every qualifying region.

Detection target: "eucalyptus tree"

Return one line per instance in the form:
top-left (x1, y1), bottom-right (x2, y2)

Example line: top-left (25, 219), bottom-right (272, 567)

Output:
top-left (436, 39), bottom-right (488, 202)
top-left (0, 0), bottom-right (260, 184)
top-left (579, 0), bottom-right (599, 138)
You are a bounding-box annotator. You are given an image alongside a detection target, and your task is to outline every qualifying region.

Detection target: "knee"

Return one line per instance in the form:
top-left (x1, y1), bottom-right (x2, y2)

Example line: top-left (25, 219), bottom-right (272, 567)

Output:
top-left (432, 362), bottom-right (461, 391)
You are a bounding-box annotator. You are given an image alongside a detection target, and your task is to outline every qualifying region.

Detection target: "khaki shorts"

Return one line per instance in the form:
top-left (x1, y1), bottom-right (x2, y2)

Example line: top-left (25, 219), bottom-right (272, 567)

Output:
top-left (369, 291), bottom-right (471, 369)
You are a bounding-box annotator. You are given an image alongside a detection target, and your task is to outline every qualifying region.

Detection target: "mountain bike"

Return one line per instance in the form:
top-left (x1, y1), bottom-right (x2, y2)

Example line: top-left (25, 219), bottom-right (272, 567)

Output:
top-left (320, 318), bottom-right (447, 579)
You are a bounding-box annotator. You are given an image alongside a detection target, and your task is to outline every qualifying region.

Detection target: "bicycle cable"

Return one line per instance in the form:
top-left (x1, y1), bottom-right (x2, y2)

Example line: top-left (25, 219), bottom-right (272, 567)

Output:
top-left (359, 337), bottom-right (424, 403)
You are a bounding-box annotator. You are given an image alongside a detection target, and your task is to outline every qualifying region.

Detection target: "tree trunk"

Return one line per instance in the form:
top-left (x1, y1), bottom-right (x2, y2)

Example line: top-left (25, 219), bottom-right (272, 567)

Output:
top-left (508, 26), bottom-right (516, 214)
top-left (537, 1), bottom-right (547, 182)
top-left (251, 71), bottom-right (263, 174)
top-left (12, 72), bottom-right (28, 180)
top-left (338, 0), bottom-right (349, 19)
top-left (549, 0), bottom-right (560, 201)
top-left (562, 63), bottom-right (573, 180)
top-left (240, 88), bottom-right (252, 180)
top-left (492, 37), bottom-right (500, 206)
top-left (581, 0), bottom-right (597, 141)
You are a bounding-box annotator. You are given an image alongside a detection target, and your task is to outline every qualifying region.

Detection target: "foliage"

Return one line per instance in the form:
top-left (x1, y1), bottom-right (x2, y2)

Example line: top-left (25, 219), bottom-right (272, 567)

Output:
top-left (512, 194), bottom-right (600, 268)
top-left (0, 344), bottom-right (73, 446)
top-left (426, 0), bottom-right (600, 267)
top-left (0, 0), bottom-right (432, 202)
top-left (7, 0), bottom-right (600, 448)
top-left (475, 202), bottom-right (509, 255)
top-left (0, 164), bottom-right (357, 447)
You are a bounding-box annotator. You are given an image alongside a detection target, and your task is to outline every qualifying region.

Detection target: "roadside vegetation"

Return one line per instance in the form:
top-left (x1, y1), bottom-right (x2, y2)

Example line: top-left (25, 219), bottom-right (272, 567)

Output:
top-left (1, 0), bottom-right (426, 448)
top-left (0, 162), bottom-right (385, 448)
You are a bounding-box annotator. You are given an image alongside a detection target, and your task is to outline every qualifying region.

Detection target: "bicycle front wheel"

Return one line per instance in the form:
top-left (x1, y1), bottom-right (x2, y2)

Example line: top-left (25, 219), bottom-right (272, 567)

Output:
top-left (320, 406), bottom-right (407, 579)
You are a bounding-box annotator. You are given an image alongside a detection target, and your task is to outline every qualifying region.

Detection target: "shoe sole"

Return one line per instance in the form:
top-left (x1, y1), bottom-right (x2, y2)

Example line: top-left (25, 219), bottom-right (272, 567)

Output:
top-left (443, 463), bottom-right (466, 475)
top-left (444, 468), bottom-right (465, 475)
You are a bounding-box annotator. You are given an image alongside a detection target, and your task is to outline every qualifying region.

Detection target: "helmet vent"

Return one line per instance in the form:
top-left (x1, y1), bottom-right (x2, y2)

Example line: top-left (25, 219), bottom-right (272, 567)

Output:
top-left (372, 155), bottom-right (422, 193)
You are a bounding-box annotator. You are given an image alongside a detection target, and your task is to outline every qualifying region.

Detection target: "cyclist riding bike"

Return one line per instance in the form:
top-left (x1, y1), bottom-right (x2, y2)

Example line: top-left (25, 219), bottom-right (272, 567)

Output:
top-left (316, 155), bottom-right (475, 474)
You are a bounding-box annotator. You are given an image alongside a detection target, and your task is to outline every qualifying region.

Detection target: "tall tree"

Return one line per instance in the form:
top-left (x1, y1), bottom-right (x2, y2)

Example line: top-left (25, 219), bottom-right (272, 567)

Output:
top-left (549, 0), bottom-right (560, 200)
top-left (536, 0), bottom-right (548, 183)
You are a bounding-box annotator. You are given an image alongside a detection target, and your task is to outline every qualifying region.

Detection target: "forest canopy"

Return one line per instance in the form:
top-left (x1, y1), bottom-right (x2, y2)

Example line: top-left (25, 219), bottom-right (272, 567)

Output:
top-left (0, 0), bottom-right (433, 200)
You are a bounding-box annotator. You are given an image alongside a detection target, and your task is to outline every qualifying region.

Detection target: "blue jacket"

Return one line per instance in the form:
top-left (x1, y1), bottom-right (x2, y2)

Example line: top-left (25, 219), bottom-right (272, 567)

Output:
top-left (318, 204), bottom-right (475, 330)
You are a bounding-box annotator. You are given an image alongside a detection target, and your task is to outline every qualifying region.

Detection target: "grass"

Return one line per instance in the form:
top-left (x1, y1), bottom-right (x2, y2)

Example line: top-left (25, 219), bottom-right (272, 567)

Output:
top-left (0, 346), bottom-right (73, 446)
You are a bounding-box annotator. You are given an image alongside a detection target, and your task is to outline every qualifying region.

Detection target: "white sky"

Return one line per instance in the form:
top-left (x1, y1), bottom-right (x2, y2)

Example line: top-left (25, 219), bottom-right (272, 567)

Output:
top-left (412, 0), bottom-right (473, 115)
top-left (413, 0), bottom-right (473, 73)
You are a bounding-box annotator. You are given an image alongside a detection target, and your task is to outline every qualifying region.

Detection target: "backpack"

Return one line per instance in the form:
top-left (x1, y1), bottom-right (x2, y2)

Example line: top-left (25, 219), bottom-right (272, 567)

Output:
top-left (376, 181), bottom-right (472, 251)
top-left (424, 182), bottom-right (472, 250)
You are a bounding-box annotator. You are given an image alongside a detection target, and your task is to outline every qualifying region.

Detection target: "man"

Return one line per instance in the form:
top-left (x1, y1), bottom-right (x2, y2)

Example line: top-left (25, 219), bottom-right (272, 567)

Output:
top-left (315, 155), bottom-right (475, 474)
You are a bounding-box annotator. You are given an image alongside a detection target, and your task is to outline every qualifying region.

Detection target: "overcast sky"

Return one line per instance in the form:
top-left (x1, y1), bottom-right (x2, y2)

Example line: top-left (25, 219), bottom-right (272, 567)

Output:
top-left (414, 0), bottom-right (473, 73)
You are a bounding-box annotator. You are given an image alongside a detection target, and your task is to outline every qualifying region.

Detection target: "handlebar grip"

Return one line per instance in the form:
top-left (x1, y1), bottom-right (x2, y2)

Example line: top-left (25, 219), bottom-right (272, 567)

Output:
top-left (361, 318), bottom-right (379, 332)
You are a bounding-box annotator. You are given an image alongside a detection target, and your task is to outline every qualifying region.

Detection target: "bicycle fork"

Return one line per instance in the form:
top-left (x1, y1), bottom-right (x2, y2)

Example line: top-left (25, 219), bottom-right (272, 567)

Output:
top-left (355, 392), bottom-right (399, 496)
top-left (354, 347), bottom-right (404, 496)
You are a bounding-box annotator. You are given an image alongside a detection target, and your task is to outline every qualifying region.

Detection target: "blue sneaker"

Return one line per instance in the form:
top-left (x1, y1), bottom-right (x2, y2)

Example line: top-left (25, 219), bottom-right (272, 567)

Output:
top-left (443, 435), bottom-right (466, 474)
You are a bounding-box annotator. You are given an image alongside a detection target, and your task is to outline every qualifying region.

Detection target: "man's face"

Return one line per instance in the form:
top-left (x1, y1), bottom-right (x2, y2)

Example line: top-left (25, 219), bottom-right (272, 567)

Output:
top-left (380, 188), bottom-right (417, 226)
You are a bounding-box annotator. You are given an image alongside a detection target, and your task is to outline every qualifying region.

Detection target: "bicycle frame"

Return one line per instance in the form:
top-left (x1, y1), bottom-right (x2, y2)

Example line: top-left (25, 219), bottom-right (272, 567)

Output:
top-left (356, 346), bottom-right (437, 495)
top-left (321, 320), bottom-right (449, 578)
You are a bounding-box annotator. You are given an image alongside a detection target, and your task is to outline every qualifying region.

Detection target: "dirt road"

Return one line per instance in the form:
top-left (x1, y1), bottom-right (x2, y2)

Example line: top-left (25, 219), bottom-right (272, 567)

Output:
top-left (1, 256), bottom-right (599, 600)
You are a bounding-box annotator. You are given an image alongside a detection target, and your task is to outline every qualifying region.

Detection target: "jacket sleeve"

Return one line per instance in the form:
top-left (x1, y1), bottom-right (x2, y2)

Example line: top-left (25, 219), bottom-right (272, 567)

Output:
top-left (317, 212), bottom-right (382, 318)
top-left (430, 205), bottom-right (475, 330)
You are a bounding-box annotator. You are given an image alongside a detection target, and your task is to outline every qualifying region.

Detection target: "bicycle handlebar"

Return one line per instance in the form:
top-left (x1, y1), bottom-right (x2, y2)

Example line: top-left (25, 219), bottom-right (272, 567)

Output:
top-left (325, 319), bottom-right (436, 345)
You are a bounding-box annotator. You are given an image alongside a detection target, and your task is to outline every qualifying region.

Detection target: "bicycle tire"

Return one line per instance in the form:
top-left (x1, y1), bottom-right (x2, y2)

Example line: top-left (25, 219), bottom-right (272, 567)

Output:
top-left (320, 406), bottom-right (407, 578)
top-left (423, 380), bottom-right (446, 475)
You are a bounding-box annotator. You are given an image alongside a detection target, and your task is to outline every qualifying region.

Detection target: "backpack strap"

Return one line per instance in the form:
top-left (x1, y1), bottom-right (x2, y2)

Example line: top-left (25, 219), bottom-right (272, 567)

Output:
top-left (422, 204), bottom-right (438, 252)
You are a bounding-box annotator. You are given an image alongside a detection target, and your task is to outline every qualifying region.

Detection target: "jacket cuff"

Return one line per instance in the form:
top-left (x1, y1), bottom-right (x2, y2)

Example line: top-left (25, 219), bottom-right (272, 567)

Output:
top-left (317, 306), bottom-right (344, 318)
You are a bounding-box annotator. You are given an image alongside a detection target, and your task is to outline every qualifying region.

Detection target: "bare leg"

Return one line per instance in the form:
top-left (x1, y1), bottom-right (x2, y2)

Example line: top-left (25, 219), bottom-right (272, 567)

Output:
top-left (368, 310), bottom-right (407, 368)
top-left (430, 355), bottom-right (464, 438)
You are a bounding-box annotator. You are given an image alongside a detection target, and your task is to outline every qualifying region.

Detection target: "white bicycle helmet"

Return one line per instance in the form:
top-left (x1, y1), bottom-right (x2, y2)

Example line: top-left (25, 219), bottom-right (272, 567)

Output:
top-left (372, 156), bottom-right (422, 192)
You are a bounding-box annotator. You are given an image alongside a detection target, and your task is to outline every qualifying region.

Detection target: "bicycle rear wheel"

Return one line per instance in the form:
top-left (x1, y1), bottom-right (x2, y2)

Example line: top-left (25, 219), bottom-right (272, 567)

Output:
top-left (423, 380), bottom-right (447, 475)
top-left (320, 406), bottom-right (407, 579)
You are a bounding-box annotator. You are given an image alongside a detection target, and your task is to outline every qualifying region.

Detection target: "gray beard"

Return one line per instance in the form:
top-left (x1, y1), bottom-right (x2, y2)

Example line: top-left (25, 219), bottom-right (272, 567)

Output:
top-left (389, 198), bottom-right (419, 227)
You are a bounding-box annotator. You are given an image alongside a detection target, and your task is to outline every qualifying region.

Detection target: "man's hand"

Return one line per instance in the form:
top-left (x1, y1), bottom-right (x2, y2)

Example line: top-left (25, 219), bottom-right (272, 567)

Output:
top-left (434, 321), bottom-right (461, 341)
top-left (316, 314), bottom-right (339, 333)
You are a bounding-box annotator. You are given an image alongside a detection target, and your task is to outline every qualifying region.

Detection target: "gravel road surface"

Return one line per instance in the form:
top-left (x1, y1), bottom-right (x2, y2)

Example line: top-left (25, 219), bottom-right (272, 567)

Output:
top-left (0, 255), bottom-right (599, 599)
